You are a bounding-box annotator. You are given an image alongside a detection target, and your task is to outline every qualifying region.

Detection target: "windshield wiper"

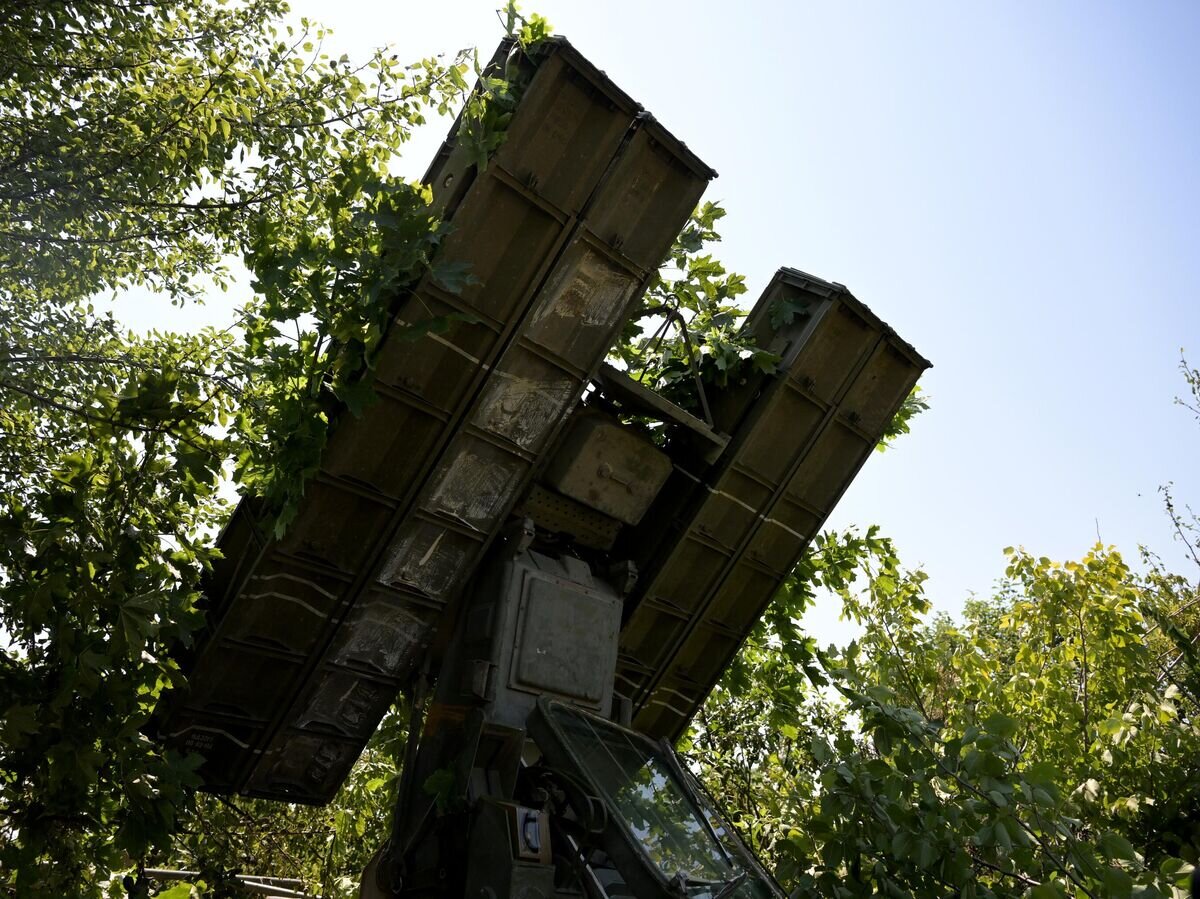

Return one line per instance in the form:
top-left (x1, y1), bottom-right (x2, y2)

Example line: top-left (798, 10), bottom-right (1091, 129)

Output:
top-left (669, 870), bottom-right (748, 899)
top-left (712, 869), bottom-right (749, 899)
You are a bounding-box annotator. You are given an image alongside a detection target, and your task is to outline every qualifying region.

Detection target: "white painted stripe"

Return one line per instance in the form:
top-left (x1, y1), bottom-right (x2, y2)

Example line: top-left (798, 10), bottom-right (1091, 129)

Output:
top-left (673, 465), bottom-right (806, 542)
top-left (427, 331), bottom-right (490, 371)
top-left (238, 590), bottom-right (328, 620)
top-left (418, 530), bottom-right (445, 567)
top-left (248, 571), bottom-right (339, 601)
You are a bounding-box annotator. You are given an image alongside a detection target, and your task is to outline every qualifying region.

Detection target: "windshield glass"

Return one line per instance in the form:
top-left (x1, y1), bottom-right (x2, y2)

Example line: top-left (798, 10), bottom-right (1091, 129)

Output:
top-left (547, 703), bottom-right (776, 899)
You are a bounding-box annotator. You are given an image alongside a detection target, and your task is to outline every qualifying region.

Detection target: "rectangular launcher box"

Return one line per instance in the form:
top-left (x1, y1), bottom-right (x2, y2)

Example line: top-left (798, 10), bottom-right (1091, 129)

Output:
top-left (157, 36), bottom-right (714, 804)
top-left (616, 268), bottom-right (930, 740)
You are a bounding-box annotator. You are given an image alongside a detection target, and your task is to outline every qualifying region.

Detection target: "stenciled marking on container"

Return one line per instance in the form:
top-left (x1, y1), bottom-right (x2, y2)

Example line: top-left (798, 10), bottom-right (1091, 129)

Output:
top-left (167, 724), bottom-right (253, 750)
top-left (380, 523), bottom-right (468, 599)
top-left (473, 367), bottom-right (577, 451)
top-left (533, 247), bottom-right (636, 332)
top-left (330, 599), bottom-right (430, 675)
top-left (293, 675), bottom-right (388, 737)
top-left (426, 445), bottom-right (525, 528)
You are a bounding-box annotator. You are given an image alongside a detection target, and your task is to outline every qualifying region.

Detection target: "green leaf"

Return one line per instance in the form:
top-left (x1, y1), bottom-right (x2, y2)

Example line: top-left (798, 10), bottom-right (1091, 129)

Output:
top-left (429, 259), bottom-right (480, 294)
top-left (2, 704), bottom-right (40, 741)
top-left (994, 819), bottom-right (1012, 854)
top-left (916, 839), bottom-right (936, 870)
top-left (1101, 865), bottom-right (1134, 899)
top-left (983, 712), bottom-right (1019, 741)
top-left (1099, 831), bottom-right (1139, 863)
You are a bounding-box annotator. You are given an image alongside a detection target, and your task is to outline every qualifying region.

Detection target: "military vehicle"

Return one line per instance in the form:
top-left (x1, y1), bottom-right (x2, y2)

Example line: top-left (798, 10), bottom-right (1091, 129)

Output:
top-left (154, 34), bottom-right (929, 899)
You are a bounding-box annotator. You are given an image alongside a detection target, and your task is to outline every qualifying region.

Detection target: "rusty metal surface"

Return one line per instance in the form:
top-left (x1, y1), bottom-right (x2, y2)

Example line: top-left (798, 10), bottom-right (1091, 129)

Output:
top-left (158, 36), bottom-right (714, 803)
top-left (615, 269), bottom-right (931, 740)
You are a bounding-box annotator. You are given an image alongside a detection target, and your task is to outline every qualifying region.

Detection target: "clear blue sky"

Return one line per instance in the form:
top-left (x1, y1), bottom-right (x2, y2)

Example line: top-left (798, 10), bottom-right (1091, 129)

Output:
top-left (116, 0), bottom-right (1200, 640)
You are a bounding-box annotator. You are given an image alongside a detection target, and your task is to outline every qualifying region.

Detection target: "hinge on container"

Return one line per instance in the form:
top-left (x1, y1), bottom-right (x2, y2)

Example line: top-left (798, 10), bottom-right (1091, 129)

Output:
top-left (464, 659), bottom-right (496, 701)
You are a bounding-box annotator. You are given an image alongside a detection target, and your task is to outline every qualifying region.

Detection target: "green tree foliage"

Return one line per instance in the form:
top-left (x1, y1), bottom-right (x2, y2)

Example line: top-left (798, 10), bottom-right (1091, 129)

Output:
top-left (610, 202), bottom-right (772, 417)
top-left (0, 1), bottom-right (564, 891)
top-left (2, 0), bottom-right (462, 306)
top-left (0, 303), bottom-right (233, 891)
top-left (0, 0), bottom-right (479, 891)
top-left (688, 531), bottom-right (1200, 899)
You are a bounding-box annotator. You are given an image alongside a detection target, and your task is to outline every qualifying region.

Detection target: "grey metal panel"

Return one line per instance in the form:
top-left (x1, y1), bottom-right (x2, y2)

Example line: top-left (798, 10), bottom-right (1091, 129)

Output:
top-left (510, 572), bottom-right (621, 708)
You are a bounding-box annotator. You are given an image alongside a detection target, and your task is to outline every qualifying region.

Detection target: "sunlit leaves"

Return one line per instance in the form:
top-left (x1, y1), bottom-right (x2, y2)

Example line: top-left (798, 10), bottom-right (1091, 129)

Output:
top-left (876, 386), bottom-right (928, 453)
top-left (0, 302), bottom-right (228, 893)
top-left (499, 1), bottom-right (553, 49)
top-left (609, 202), bottom-right (770, 417)
top-left (0, 0), bottom-right (474, 892)
top-left (688, 532), bottom-right (1200, 899)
